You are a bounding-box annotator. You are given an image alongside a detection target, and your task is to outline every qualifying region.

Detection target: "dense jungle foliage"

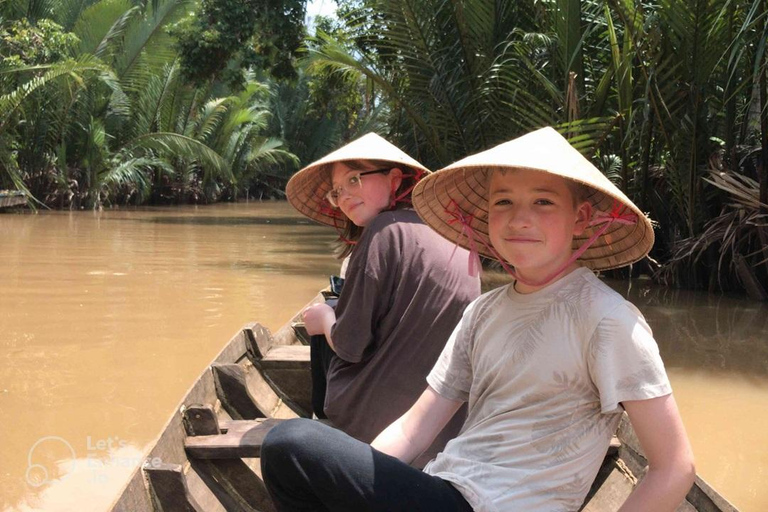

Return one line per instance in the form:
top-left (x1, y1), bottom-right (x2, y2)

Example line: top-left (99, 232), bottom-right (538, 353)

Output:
top-left (1, 0), bottom-right (767, 295)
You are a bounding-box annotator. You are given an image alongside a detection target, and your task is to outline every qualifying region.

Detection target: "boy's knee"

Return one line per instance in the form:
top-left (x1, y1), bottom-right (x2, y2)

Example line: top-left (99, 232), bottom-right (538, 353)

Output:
top-left (262, 418), bottom-right (324, 461)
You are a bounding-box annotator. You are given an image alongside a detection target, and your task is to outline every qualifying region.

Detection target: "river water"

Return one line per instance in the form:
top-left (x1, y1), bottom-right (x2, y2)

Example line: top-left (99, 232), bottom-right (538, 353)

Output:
top-left (1, 203), bottom-right (766, 511)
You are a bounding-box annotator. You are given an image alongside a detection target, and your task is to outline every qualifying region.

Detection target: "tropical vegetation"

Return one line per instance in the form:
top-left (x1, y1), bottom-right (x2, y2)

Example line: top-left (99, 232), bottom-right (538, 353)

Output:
top-left (1, 0), bottom-right (767, 296)
top-left (309, 0), bottom-right (768, 295)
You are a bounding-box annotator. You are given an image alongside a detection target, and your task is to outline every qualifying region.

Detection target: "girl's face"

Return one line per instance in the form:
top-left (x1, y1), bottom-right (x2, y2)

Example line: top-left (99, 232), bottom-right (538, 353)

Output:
top-left (330, 164), bottom-right (402, 227)
top-left (488, 168), bottom-right (592, 289)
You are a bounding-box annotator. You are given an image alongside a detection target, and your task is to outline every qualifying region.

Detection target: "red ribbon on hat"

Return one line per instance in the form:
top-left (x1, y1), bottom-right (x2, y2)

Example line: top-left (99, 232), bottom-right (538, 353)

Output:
top-left (445, 200), bottom-right (499, 277)
top-left (444, 199), bottom-right (638, 287)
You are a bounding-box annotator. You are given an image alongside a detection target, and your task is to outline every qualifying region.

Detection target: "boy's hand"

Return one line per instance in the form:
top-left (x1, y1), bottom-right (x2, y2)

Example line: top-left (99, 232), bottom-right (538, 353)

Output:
top-left (302, 303), bottom-right (336, 340)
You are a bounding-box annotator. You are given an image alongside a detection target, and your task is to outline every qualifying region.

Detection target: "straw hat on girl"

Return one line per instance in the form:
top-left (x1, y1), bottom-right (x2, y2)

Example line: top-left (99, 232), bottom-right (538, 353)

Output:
top-left (412, 127), bottom-right (654, 272)
top-left (286, 133), bottom-right (430, 226)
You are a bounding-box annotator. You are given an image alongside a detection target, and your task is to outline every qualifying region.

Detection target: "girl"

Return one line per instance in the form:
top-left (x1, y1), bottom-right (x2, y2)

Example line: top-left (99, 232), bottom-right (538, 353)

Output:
top-left (285, 133), bottom-right (480, 461)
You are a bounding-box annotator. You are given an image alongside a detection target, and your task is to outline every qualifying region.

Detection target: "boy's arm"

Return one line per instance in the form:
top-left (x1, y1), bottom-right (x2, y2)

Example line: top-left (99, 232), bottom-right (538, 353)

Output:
top-left (372, 386), bottom-right (463, 463)
top-left (619, 394), bottom-right (696, 512)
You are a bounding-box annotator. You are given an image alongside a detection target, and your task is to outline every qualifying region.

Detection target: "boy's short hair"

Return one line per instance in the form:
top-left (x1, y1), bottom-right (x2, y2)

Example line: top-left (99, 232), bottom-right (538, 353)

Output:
top-left (567, 181), bottom-right (591, 206)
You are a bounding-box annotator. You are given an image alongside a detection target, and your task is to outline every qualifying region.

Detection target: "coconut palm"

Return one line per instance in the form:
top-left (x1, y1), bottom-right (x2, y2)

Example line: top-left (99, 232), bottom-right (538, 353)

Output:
top-left (0, 0), bottom-right (297, 207)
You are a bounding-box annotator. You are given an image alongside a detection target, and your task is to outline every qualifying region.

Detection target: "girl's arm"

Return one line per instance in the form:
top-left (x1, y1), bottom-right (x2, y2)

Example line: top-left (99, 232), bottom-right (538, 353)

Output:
top-left (372, 386), bottom-right (463, 463)
top-left (619, 394), bottom-right (696, 512)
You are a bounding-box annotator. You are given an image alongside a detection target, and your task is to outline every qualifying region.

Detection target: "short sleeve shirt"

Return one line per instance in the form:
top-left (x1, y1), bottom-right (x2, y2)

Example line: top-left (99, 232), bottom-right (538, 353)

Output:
top-left (325, 208), bottom-right (480, 443)
top-left (424, 267), bottom-right (671, 512)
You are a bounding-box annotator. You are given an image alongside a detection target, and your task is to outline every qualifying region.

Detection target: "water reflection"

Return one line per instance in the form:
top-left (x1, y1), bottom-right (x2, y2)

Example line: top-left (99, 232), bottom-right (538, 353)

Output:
top-left (610, 279), bottom-right (768, 375)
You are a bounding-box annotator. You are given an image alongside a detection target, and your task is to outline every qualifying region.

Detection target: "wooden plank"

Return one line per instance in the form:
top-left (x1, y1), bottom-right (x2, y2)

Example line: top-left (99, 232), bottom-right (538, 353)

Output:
top-left (190, 459), bottom-right (276, 512)
top-left (182, 405), bottom-right (220, 436)
top-left (258, 367), bottom-right (312, 417)
top-left (212, 329), bottom-right (249, 366)
top-left (211, 363), bottom-right (267, 420)
top-left (607, 437), bottom-right (620, 457)
top-left (110, 345), bottom-right (231, 511)
top-left (255, 345), bottom-right (312, 416)
top-left (291, 322), bottom-right (310, 345)
top-left (144, 463), bottom-right (204, 512)
top-left (185, 419), bottom-right (284, 459)
top-left (580, 458), bottom-right (635, 511)
top-left (685, 475), bottom-right (739, 512)
top-left (245, 323), bottom-right (275, 362)
top-left (242, 361), bottom-right (300, 418)
top-left (259, 345), bottom-right (311, 370)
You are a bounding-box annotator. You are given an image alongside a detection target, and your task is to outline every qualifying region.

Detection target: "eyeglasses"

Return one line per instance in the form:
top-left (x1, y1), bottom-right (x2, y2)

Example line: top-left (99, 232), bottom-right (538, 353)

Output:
top-left (325, 168), bottom-right (391, 207)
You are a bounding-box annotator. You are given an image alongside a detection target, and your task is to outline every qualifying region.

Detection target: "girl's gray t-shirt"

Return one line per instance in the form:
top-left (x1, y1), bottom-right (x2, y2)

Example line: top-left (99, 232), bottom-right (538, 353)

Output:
top-left (425, 267), bottom-right (672, 512)
top-left (326, 208), bottom-right (481, 445)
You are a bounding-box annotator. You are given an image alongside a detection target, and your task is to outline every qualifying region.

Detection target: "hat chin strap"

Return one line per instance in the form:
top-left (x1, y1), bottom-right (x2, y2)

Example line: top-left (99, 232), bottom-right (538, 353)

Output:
top-left (445, 200), bottom-right (638, 287)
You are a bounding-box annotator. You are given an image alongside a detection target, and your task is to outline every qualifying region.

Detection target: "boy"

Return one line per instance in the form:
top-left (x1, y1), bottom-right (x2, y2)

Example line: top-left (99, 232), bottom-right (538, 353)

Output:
top-left (261, 127), bottom-right (695, 511)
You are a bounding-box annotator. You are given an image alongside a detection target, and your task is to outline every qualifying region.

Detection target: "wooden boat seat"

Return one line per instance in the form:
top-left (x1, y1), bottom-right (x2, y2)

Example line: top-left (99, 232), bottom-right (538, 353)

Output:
top-left (186, 418), bottom-right (285, 459)
top-left (183, 406), bottom-right (333, 460)
top-left (258, 345), bottom-right (310, 370)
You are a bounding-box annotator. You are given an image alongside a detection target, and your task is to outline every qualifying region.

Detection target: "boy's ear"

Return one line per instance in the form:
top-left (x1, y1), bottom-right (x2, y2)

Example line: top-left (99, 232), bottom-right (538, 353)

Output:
top-left (573, 201), bottom-right (593, 235)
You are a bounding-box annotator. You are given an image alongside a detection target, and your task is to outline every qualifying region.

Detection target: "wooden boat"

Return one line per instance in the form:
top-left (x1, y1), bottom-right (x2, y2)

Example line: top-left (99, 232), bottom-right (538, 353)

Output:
top-left (109, 291), bottom-right (739, 512)
top-left (0, 190), bottom-right (26, 208)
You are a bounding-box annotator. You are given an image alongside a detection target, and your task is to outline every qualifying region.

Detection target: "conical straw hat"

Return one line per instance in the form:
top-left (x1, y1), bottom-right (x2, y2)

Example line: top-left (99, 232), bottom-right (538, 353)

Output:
top-left (286, 133), bottom-right (430, 226)
top-left (412, 127), bottom-right (654, 271)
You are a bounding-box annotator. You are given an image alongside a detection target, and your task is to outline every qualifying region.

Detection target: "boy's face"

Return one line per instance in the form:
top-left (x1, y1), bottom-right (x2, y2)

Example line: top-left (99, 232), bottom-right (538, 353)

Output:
top-left (488, 168), bottom-right (592, 284)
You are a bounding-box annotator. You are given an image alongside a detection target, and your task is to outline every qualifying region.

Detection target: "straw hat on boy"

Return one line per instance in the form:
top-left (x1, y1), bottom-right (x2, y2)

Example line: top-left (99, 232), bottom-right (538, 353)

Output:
top-left (286, 133), bottom-right (430, 227)
top-left (412, 127), bottom-right (654, 271)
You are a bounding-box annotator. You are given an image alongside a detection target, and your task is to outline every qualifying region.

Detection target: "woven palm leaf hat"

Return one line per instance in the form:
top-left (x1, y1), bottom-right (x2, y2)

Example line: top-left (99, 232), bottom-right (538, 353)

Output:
top-left (412, 127), bottom-right (655, 271)
top-left (285, 133), bottom-right (430, 227)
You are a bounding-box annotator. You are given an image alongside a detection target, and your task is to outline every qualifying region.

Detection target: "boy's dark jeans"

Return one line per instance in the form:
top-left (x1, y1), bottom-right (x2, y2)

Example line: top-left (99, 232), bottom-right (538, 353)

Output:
top-left (260, 419), bottom-right (473, 512)
top-left (310, 334), bottom-right (335, 419)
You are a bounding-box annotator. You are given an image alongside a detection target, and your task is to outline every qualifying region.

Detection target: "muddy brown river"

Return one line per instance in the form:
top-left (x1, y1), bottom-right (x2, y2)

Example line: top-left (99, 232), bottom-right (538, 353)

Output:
top-left (1, 202), bottom-right (766, 511)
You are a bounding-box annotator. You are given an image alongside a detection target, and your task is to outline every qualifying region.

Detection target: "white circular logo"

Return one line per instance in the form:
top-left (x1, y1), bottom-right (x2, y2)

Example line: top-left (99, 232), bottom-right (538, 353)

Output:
top-left (26, 436), bottom-right (77, 487)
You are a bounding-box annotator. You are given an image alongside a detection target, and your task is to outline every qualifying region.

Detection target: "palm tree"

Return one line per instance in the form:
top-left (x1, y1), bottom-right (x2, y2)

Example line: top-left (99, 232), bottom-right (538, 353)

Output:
top-left (310, 0), bottom-right (768, 293)
top-left (0, 0), bottom-right (297, 208)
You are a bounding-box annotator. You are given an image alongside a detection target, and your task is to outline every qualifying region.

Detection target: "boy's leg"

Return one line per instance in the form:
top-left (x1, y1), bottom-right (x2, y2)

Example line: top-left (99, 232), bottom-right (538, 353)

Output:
top-left (309, 334), bottom-right (334, 419)
top-left (260, 418), bottom-right (472, 512)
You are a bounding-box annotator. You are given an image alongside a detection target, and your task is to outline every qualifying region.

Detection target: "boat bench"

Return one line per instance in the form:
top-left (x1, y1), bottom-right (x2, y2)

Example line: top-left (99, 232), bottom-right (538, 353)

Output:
top-left (185, 415), bottom-right (285, 459)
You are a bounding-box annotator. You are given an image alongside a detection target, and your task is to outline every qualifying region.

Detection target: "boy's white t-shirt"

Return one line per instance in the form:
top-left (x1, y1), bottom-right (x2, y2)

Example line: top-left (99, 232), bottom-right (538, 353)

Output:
top-left (424, 267), bottom-right (672, 512)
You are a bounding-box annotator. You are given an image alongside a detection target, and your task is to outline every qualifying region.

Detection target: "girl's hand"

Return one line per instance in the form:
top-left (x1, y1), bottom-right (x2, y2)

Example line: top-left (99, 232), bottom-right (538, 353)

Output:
top-left (302, 303), bottom-right (336, 336)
